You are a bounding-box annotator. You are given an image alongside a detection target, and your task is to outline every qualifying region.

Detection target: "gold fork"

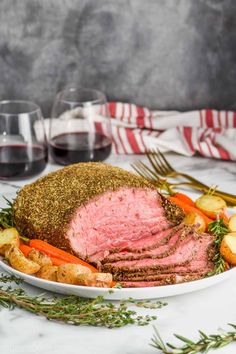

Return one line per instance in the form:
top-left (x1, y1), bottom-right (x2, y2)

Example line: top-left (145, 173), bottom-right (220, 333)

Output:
top-left (131, 160), bottom-right (217, 193)
top-left (133, 150), bottom-right (236, 205)
top-left (146, 149), bottom-right (236, 205)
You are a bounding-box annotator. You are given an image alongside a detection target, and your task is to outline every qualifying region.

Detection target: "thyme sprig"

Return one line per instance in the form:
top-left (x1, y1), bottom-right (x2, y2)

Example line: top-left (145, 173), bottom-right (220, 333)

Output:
top-left (0, 275), bottom-right (163, 328)
top-left (0, 197), bottom-right (14, 229)
top-left (207, 218), bottom-right (229, 276)
top-left (0, 274), bottom-right (22, 284)
top-left (151, 325), bottom-right (236, 354)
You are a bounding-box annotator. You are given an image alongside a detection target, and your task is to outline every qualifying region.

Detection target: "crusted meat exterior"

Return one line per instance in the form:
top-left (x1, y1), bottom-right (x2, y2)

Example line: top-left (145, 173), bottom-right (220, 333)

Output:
top-left (13, 162), bottom-right (184, 252)
top-left (120, 273), bottom-right (206, 288)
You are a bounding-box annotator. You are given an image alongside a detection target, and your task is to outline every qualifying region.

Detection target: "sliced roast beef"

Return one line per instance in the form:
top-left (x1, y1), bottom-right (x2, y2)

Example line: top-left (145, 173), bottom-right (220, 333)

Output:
top-left (102, 225), bottom-right (193, 263)
top-left (114, 270), bottom-right (210, 282)
top-left (102, 232), bottom-right (214, 273)
top-left (117, 259), bottom-right (214, 279)
top-left (120, 273), bottom-right (205, 287)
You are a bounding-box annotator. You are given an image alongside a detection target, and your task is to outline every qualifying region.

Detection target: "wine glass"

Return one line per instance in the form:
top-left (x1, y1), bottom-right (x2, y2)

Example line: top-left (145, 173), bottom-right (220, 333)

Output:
top-left (49, 87), bottom-right (112, 165)
top-left (0, 100), bottom-right (48, 180)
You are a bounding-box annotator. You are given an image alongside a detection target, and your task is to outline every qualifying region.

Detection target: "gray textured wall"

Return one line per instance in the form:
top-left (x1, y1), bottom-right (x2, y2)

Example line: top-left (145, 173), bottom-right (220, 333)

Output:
top-left (0, 0), bottom-right (235, 116)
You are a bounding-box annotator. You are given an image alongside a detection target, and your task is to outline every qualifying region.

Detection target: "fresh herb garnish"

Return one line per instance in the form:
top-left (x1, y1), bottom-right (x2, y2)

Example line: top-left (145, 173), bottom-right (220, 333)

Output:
top-left (113, 282), bottom-right (123, 289)
top-left (0, 275), bottom-right (164, 328)
top-left (0, 197), bottom-right (14, 229)
top-left (151, 325), bottom-right (236, 354)
top-left (207, 218), bottom-right (229, 276)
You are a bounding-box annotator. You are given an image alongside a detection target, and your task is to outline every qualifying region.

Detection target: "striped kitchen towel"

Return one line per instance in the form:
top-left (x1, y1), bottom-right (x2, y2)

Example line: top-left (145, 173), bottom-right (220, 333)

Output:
top-left (108, 102), bottom-right (236, 160)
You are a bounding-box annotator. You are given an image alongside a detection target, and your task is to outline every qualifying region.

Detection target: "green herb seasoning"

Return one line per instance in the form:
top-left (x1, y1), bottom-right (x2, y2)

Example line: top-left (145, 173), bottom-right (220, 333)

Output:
top-left (207, 218), bottom-right (229, 276)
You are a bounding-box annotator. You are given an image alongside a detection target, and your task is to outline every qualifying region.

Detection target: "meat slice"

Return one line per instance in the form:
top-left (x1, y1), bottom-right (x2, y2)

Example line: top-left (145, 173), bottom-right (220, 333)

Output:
top-left (102, 225), bottom-right (192, 263)
top-left (90, 225), bottom-right (185, 263)
top-left (114, 270), bottom-right (210, 282)
top-left (13, 163), bottom-right (184, 261)
top-left (102, 233), bottom-right (214, 273)
top-left (120, 273), bottom-right (206, 288)
top-left (68, 188), bottom-right (176, 260)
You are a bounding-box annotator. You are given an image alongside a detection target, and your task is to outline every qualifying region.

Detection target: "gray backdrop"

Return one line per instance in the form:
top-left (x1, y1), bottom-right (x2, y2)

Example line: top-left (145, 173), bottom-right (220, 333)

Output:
top-left (0, 0), bottom-right (235, 116)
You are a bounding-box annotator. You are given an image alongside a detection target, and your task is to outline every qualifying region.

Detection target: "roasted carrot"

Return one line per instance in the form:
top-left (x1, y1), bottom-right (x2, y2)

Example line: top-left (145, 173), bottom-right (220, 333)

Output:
top-left (20, 243), bottom-right (72, 266)
top-left (19, 244), bottom-right (32, 257)
top-left (174, 192), bottom-right (195, 207)
top-left (50, 257), bottom-right (67, 266)
top-left (29, 239), bottom-right (97, 272)
top-left (168, 196), bottom-right (213, 226)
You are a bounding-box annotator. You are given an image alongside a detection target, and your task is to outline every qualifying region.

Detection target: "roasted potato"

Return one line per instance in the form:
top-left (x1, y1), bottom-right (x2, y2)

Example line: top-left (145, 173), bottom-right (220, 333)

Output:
top-left (183, 212), bottom-right (206, 232)
top-left (28, 249), bottom-right (52, 267)
top-left (0, 228), bottom-right (20, 255)
top-left (5, 245), bottom-right (40, 274)
top-left (57, 264), bottom-right (91, 285)
top-left (37, 265), bottom-right (58, 282)
top-left (228, 214), bottom-right (236, 232)
top-left (195, 194), bottom-right (226, 218)
top-left (76, 273), bottom-right (113, 288)
top-left (220, 233), bottom-right (236, 265)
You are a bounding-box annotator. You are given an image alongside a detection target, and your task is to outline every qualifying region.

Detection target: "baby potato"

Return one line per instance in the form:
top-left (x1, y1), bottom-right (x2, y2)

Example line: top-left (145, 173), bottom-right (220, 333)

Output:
top-left (5, 245), bottom-right (40, 274)
top-left (183, 212), bottom-right (206, 232)
top-left (220, 233), bottom-right (236, 265)
top-left (28, 249), bottom-right (52, 267)
top-left (37, 265), bottom-right (58, 282)
top-left (0, 228), bottom-right (20, 255)
top-left (57, 264), bottom-right (91, 285)
top-left (76, 273), bottom-right (113, 288)
top-left (195, 194), bottom-right (226, 218)
top-left (228, 214), bottom-right (236, 232)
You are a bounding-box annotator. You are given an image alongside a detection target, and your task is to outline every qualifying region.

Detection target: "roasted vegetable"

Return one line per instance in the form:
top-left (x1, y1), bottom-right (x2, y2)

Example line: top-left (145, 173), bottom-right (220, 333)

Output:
top-left (220, 233), bottom-right (236, 265)
top-left (28, 249), bottom-right (52, 267)
top-left (57, 264), bottom-right (91, 285)
top-left (183, 212), bottom-right (206, 233)
top-left (228, 214), bottom-right (236, 232)
top-left (76, 273), bottom-right (113, 288)
top-left (195, 194), bottom-right (227, 218)
top-left (29, 239), bottom-right (98, 272)
top-left (0, 228), bottom-right (20, 255)
top-left (37, 265), bottom-right (58, 281)
top-left (5, 245), bottom-right (40, 274)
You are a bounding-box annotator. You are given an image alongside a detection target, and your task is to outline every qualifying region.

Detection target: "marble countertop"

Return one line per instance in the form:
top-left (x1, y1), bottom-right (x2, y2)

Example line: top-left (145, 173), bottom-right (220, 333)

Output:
top-left (1, 153), bottom-right (236, 354)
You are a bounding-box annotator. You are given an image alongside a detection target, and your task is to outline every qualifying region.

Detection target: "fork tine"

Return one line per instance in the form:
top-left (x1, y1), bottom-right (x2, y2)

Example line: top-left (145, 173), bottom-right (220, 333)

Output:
top-left (139, 161), bottom-right (160, 180)
top-left (131, 162), bottom-right (153, 181)
top-left (132, 161), bottom-right (161, 181)
top-left (153, 151), bottom-right (171, 175)
top-left (155, 148), bottom-right (175, 172)
top-left (146, 150), bottom-right (167, 175)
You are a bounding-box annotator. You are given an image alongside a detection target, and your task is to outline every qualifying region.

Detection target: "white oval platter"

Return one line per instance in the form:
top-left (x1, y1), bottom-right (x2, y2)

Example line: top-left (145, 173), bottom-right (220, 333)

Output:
top-left (1, 257), bottom-right (236, 300)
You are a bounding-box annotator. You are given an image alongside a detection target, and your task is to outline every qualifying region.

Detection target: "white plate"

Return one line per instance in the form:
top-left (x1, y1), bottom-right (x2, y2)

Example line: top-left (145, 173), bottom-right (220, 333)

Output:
top-left (0, 192), bottom-right (235, 300)
top-left (1, 257), bottom-right (236, 300)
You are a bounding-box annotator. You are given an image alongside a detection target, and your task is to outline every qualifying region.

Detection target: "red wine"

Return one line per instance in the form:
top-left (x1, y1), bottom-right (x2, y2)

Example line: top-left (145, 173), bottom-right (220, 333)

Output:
top-left (0, 145), bottom-right (47, 180)
top-left (49, 132), bottom-right (112, 165)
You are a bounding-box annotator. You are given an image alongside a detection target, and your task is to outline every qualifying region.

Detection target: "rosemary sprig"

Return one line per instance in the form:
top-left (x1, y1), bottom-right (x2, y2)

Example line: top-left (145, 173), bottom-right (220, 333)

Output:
top-left (0, 275), bottom-right (163, 328)
top-left (0, 197), bottom-right (14, 229)
top-left (207, 218), bottom-right (229, 276)
top-left (151, 325), bottom-right (236, 353)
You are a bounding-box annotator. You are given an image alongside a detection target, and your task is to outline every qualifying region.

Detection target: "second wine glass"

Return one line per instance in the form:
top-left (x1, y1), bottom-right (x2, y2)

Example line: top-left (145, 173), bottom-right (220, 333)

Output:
top-left (49, 87), bottom-right (112, 165)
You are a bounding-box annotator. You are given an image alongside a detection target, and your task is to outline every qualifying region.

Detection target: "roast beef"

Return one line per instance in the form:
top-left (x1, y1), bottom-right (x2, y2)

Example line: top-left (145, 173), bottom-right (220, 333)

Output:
top-left (13, 162), bottom-right (214, 288)
top-left (120, 273), bottom-right (206, 288)
top-left (102, 225), bottom-right (192, 263)
top-left (13, 163), bottom-right (184, 262)
top-left (101, 232), bottom-right (214, 273)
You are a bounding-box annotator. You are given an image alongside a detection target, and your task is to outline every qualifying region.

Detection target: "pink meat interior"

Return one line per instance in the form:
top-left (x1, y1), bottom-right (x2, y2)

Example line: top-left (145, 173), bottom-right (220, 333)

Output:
top-left (66, 187), bottom-right (171, 260)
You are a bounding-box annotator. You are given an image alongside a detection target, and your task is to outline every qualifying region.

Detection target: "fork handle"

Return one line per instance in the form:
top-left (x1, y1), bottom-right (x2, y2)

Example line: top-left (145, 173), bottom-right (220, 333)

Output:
top-left (179, 173), bottom-right (236, 206)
